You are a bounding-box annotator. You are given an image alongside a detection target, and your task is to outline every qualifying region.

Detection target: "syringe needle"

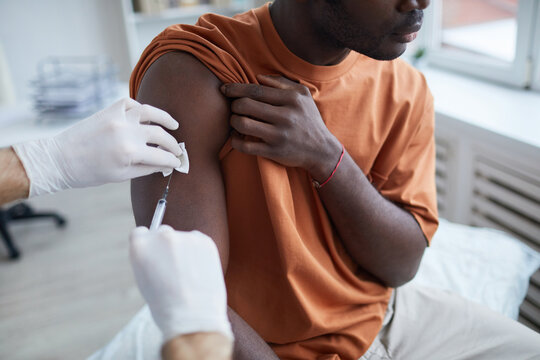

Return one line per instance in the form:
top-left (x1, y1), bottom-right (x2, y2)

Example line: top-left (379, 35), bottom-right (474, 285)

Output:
top-left (150, 173), bottom-right (174, 231)
top-left (163, 173), bottom-right (173, 200)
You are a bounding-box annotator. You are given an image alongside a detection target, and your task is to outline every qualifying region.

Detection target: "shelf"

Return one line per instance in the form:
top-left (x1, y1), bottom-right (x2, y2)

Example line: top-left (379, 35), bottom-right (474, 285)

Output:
top-left (130, 3), bottom-right (247, 23)
top-left (120, 0), bottom-right (257, 67)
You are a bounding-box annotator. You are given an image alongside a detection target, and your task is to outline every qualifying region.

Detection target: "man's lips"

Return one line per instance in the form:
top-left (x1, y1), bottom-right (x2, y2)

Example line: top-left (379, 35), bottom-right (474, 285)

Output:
top-left (391, 24), bottom-right (422, 43)
top-left (391, 32), bottom-right (418, 43)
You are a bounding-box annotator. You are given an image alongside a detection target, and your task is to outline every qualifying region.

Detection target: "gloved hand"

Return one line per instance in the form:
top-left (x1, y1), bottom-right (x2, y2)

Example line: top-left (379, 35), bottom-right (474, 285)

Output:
top-left (12, 98), bottom-right (182, 197)
top-left (129, 225), bottom-right (233, 343)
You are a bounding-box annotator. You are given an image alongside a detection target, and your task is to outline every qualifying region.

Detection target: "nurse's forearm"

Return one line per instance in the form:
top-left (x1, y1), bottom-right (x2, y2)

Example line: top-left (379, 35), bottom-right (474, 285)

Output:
top-left (162, 332), bottom-right (233, 360)
top-left (0, 147), bottom-right (29, 205)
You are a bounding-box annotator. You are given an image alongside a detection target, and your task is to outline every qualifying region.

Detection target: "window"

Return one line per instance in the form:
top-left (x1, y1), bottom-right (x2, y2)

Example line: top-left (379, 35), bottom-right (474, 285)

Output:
top-left (533, 5), bottom-right (540, 90)
top-left (422, 0), bottom-right (540, 89)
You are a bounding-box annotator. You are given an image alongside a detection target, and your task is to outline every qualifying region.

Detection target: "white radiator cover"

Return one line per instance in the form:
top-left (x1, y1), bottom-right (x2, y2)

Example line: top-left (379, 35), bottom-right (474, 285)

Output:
top-left (434, 113), bottom-right (540, 332)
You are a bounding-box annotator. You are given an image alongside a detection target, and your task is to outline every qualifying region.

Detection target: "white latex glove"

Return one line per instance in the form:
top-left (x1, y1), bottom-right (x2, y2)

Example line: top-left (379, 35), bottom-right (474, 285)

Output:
top-left (12, 98), bottom-right (182, 197)
top-left (129, 225), bottom-right (233, 343)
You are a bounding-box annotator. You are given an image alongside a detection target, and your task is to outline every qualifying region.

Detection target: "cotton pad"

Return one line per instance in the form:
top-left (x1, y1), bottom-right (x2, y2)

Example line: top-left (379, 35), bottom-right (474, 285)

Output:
top-left (162, 142), bottom-right (189, 176)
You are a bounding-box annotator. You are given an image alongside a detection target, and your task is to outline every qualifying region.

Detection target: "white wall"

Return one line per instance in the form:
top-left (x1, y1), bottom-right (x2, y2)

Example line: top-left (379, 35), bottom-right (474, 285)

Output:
top-left (0, 0), bottom-right (131, 101)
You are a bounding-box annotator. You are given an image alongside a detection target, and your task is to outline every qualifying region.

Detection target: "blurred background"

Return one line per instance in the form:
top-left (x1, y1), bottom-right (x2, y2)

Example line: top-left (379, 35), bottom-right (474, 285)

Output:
top-left (0, 0), bottom-right (539, 359)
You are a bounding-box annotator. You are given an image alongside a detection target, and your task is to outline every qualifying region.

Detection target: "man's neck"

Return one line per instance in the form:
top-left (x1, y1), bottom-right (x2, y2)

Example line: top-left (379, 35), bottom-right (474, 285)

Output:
top-left (269, 0), bottom-right (351, 66)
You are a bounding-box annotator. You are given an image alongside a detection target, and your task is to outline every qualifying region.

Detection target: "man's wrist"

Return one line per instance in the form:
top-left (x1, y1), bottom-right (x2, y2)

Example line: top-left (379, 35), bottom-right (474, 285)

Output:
top-left (161, 332), bottom-right (233, 360)
top-left (0, 147), bottom-right (30, 205)
top-left (307, 136), bottom-right (343, 184)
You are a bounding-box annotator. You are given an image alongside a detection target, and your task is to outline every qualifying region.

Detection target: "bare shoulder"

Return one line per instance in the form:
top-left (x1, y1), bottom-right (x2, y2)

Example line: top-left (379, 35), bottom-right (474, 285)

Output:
top-left (131, 51), bottom-right (231, 269)
top-left (136, 51), bottom-right (230, 152)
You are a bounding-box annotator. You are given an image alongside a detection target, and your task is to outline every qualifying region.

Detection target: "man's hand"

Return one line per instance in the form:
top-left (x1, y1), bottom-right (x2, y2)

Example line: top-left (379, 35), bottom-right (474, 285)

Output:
top-left (222, 75), bottom-right (428, 288)
top-left (220, 75), bottom-right (342, 183)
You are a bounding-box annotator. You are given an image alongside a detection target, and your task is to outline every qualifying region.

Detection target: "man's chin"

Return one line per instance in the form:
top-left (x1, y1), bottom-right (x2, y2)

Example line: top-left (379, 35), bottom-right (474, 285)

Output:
top-left (353, 43), bottom-right (408, 61)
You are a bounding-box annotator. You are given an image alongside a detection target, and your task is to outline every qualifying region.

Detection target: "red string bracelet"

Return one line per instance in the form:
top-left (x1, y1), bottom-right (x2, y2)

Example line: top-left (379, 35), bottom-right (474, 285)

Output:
top-left (312, 144), bottom-right (345, 189)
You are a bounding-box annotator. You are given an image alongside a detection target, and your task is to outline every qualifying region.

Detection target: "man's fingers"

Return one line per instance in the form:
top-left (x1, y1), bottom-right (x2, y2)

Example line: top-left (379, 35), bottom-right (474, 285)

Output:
top-left (230, 115), bottom-right (276, 142)
top-left (221, 76), bottom-right (310, 106)
top-left (257, 74), bottom-right (307, 93)
top-left (221, 83), bottom-right (290, 106)
top-left (231, 131), bottom-right (273, 158)
top-left (132, 147), bottom-right (182, 169)
top-left (230, 97), bottom-right (282, 123)
top-left (143, 125), bottom-right (182, 156)
top-left (134, 104), bottom-right (179, 130)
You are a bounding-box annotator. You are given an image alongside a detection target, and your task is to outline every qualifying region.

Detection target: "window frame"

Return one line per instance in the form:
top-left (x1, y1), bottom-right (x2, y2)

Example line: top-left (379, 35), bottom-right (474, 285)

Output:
top-left (423, 0), bottom-right (539, 89)
top-left (532, 1), bottom-right (540, 90)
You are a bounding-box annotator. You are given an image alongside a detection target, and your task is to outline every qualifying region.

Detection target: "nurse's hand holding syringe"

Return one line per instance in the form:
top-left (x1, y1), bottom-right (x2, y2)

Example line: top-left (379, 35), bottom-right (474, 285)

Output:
top-left (129, 226), bottom-right (233, 360)
top-left (10, 98), bottom-right (183, 198)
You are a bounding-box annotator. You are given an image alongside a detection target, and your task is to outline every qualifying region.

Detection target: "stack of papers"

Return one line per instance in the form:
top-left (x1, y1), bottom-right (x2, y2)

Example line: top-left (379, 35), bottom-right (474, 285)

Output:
top-left (32, 56), bottom-right (117, 121)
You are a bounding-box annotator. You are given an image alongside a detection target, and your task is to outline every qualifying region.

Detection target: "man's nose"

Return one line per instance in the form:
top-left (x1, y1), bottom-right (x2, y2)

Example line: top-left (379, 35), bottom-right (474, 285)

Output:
top-left (398, 0), bottom-right (430, 13)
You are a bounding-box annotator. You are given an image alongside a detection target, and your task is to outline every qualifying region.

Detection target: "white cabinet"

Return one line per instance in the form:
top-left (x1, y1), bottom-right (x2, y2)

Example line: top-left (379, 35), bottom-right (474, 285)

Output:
top-left (120, 0), bottom-right (262, 67)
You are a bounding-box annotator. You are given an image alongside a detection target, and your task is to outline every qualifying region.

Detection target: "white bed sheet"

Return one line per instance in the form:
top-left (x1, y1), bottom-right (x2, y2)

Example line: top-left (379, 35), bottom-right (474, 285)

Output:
top-left (411, 219), bottom-right (540, 319)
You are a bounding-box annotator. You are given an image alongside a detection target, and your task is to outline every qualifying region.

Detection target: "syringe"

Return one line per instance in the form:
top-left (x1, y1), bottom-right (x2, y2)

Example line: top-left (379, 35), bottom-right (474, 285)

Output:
top-left (150, 173), bottom-right (173, 231)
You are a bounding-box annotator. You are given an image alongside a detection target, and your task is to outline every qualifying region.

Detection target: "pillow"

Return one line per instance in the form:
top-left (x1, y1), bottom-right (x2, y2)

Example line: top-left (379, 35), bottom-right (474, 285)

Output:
top-left (411, 218), bottom-right (540, 320)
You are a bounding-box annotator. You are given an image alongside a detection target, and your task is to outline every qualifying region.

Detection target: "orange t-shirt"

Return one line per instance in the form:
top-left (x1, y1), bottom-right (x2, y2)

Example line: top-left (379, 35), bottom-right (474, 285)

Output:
top-left (131, 4), bottom-right (438, 360)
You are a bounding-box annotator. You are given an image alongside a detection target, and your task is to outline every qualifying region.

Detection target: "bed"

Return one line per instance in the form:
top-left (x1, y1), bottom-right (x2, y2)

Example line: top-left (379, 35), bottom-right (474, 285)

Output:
top-left (87, 218), bottom-right (540, 360)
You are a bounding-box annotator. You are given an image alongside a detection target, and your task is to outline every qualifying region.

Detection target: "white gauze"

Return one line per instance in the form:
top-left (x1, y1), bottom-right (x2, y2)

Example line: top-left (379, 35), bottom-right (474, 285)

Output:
top-left (162, 142), bottom-right (189, 176)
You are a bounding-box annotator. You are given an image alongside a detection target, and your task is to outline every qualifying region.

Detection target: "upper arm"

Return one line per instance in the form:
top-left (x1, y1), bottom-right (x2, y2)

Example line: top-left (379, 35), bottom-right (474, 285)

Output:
top-left (131, 51), bottom-right (231, 270)
top-left (379, 96), bottom-right (438, 244)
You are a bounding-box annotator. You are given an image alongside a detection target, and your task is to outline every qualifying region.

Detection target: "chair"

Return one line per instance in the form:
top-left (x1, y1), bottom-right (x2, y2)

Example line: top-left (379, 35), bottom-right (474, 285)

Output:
top-left (0, 202), bottom-right (66, 259)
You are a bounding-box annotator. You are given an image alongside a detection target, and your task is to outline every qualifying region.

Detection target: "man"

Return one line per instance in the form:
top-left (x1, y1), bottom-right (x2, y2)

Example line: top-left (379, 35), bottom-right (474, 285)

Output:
top-left (129, 1), bottom-right (540, 359)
